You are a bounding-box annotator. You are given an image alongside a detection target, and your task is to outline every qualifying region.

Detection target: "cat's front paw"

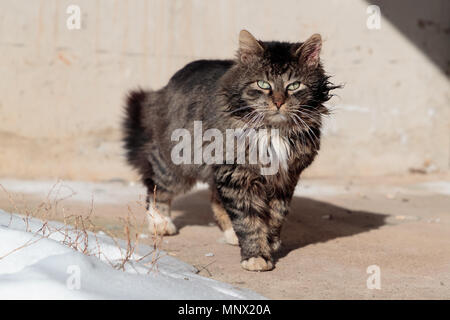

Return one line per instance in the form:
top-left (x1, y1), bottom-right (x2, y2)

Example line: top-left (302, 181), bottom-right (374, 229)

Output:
top-left (241, 257), bottom-right (274, 272)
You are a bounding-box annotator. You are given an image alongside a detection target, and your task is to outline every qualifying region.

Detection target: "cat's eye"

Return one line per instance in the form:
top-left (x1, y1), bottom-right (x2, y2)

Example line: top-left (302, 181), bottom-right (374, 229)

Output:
top-left (286, 81), bottom-right (301, 91)
top-left (257, 80), bottom-right (271, 90)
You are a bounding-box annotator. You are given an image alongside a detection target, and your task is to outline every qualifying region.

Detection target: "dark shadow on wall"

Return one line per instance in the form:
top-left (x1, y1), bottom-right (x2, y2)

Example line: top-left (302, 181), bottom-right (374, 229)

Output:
top-left (172, 190), bottom-right (389, 262)
top-left (367, 0), bottom-right (450, 76)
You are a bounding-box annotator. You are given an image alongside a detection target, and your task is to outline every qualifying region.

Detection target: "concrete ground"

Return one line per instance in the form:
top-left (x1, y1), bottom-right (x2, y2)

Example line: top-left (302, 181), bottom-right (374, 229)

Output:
top-left (1, 173), bottom-right (449, 299)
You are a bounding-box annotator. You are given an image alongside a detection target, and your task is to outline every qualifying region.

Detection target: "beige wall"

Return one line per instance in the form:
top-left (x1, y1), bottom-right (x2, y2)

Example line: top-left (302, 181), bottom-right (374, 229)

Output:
top-left (0, 0), bottom-right (448, 181)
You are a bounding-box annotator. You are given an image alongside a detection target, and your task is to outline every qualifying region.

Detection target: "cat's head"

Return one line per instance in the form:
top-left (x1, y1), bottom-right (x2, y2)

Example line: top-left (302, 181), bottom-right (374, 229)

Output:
top-left (222, 30), bottom-right (338, 131)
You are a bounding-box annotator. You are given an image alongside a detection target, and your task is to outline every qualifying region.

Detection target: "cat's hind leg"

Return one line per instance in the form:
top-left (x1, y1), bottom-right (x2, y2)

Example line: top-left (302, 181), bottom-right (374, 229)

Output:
top-left (147, 199), bottom-right (177, 236)
top-left (211, 190), bottom-right (239, 246)
top-left (144, 178), bottom-right (177, 236)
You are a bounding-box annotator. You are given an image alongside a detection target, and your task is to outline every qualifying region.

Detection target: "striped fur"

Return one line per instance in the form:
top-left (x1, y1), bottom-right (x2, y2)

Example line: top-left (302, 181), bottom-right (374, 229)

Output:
top-left (122, 31), bottom-right (339, 271)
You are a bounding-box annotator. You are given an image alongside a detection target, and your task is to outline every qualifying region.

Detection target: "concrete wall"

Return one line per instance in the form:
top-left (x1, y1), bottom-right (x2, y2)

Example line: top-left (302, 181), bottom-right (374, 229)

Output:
top-left (0, 0), bottom-right (448, 181)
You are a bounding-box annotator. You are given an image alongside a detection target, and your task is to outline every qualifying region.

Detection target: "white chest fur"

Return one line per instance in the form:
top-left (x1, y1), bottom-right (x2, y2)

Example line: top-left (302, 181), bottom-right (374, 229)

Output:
top-left (242, 129), bottom-right (291, 172)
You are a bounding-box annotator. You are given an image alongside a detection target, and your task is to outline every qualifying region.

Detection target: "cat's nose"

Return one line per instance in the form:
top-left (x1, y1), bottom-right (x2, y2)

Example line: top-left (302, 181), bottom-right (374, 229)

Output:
top-left (273, 92), bottom-right (286, 109)
top-left (274, 100), bottom-right (285, 109)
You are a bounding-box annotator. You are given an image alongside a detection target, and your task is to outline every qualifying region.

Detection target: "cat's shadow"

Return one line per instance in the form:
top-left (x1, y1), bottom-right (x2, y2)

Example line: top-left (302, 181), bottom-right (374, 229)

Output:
top-left (172, 190), bottom-right (388, 261)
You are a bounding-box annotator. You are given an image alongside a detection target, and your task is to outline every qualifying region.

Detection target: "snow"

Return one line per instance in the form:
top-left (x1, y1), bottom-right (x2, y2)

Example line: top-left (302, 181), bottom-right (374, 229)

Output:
top-left (0, 210), bottom-right (265, 300)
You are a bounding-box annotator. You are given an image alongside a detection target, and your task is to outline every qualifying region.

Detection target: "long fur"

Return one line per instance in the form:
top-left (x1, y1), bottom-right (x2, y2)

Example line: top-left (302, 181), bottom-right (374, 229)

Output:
top-left (122, 33), bottom-right (339, 270)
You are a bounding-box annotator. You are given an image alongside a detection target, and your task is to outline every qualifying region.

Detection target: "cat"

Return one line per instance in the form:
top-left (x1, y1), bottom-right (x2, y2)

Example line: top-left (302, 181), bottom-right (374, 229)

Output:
top-left (122, 30), bottom-right (339, 271)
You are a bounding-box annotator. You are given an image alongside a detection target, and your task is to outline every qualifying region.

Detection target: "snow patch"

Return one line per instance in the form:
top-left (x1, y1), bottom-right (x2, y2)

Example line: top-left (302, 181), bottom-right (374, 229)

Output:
top-left (0, 210), bottom-right (265, 300)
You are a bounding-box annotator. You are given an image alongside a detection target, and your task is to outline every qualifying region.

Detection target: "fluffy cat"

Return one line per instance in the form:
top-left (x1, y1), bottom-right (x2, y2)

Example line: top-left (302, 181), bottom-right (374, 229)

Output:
top-left (122, 30), bottom-right (338, 271)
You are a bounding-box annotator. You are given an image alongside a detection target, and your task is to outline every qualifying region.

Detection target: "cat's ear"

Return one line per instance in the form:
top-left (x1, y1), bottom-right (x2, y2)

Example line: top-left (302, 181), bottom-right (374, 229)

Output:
top-left (238, 30), bottom-right (264, 64)
top-left (295, 34), bottom-right (322, 70)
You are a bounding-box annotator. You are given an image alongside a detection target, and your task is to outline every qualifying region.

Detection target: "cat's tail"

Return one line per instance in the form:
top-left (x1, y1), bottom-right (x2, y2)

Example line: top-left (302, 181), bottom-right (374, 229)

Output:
top-left (122, 89), bottom-right (148, 167)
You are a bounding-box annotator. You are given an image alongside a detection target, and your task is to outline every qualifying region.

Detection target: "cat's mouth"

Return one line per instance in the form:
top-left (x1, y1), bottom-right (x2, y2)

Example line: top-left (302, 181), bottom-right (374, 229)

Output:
top-left (265, 111), bottom-right (288, 124)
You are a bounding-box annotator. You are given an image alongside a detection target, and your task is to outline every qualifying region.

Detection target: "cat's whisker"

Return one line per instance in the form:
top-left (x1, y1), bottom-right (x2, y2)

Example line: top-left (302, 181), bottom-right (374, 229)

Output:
top-left (247, 112), bottom-right (264, 129)
top-left (292, 107), bottom-right (319, 115)
top-left (294, 112), bottom-right (320, 140)
top-left (289, 114), bottom-right (303, 132)
top-left (290, 113), bottom-right (318, 149)
top-left (289, 109), bottom-right (318, 119)
top-left (241, 110), bottom-right (261, 126)
top-left (228, 105), bottom-right (261, 114)
top-left (242, 112), bottom-right (261, 131)
top-left (241, 111), bottom-right (256, 121)
top-left (298, 104), bottom-right (317, 109)
top-left (289, 115), bottom-right (308, 151)
top-left (304, 124), bottom-right (319, 150)
top-left (289, 110), bottom-right (321, 124)
top-left (253, 113), bottom-right (265, 129)
top-left (298, 104), bottom-right (332, 117)
top-left (296, 107), bottom-right (323, 116)
top-left (245, 111), bottom-right (267, 131)
top-left (288, 108), bottom-right (322, 123)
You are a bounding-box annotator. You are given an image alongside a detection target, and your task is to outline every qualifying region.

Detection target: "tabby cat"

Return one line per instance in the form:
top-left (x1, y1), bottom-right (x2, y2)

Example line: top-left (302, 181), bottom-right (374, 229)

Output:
top-left (122, 30), bottom-right (338, 271)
